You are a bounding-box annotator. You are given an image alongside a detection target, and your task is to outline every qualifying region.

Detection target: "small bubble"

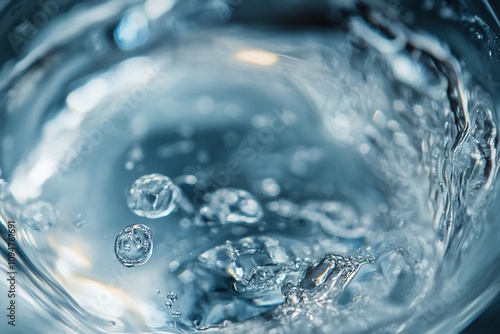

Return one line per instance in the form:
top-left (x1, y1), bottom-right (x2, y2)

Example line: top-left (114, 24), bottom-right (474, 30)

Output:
top-left (169, 261), bottom-right (180, 272)
top-left (197, 150), bottom-right (210, 164)
top-left (267, 199), bottom-right (299, 218)
top-left (127, 173), bottom-right (179, 219)
top-left (22, 202), bottom-right (59, 231)
top-left (359, 143), bottom-right (370, 155)
top-left (175, 175), bottom-right (197, 185)
top-left (260, 178), bottom-right (281, 197)
top-left (366, 255), bottom-right (376, 264)
top-left (172, 311), bottom-right (181, 319)
top-left (164, 301), bottom-right (173, 309)
top-left (107, 320), bottom-right (115, 327)
top-left (300, 201), bottom-right (368, 238)
top-left (167, 291), bottom-right (178, 303)
top-left (125, 161), bottom-right (134, 170)
top-left (156, 290), bottom-right (160, 294)
top-left (199, 188), bottom-right (263, 225)
top-left (179, 218), bottom-right (191, 229)
top-left (128, 145), bottom-right (144, 162)
top-left (73, 218), bottom-right (88, 229)
top-left (114, 224), bottom-right (153, 267)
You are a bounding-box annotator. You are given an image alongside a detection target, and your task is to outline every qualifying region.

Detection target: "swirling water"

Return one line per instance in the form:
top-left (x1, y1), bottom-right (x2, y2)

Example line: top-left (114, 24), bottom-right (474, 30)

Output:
top-left (0, 1), bottom-right (499, 333)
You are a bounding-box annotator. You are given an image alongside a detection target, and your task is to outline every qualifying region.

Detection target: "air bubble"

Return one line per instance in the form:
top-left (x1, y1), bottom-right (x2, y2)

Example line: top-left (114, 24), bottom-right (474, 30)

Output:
top-left (127, 173), bottom-right (179, 219)
top-left (300, 201), bottom-right (369, 238)
top-left (172, 311), bottom-right (182, 319)
top-left (260, 178), bottom-right (281, 197)
top-left (199, 188), bottom-right (263, 225)
top-left (114, 224), bottom-right (153, 267)
top-left (167, 291), bottom-right (178, 303)
top-left (22, 202), bottom-right (59, 231)
top-left (267, 199), bottom-right (299, 218)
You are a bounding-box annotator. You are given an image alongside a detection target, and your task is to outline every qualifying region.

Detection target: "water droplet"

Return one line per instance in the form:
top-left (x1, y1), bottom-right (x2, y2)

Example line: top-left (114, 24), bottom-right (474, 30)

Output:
top-left (127, 173), bottom-right (179, 218)
top-left (114, 224), bottom-right (153, 267)
top-left (200, 188), bottom-right (263, 225)
top-left (22, 202), bottom-right (59, 231)
top-left (172, 311), bottom-right (182, 319)
top-left (156, 289), bottom-right (160, 294)
top-left (167, 291), bottom-right (178, 303)
top-left (164, 301), bottom-right (173, 309)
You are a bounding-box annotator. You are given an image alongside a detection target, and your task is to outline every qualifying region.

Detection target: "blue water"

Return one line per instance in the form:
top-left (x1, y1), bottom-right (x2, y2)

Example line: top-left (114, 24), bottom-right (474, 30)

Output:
top-left (0, 1), bottom-right (499, 333)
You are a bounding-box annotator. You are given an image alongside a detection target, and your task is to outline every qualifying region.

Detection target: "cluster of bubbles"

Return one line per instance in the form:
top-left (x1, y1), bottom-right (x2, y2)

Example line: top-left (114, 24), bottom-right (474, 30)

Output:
top-left (184, 235), bottom-right (375, 328)
top-left (164, 291), bottom-right (178, 309)
top-left (115, 175), bottom-right (269, 269)
top-left (3, 168), bottom-right (374, 326)
top-left (111, 172), bottom-right (376, 326)
top-left (198, 188), bottom-right (263, 225)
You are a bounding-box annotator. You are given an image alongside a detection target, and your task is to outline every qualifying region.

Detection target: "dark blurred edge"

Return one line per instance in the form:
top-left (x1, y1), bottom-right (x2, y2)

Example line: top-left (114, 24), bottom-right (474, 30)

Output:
top-left (461, 292), bottom-right (500, 333)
